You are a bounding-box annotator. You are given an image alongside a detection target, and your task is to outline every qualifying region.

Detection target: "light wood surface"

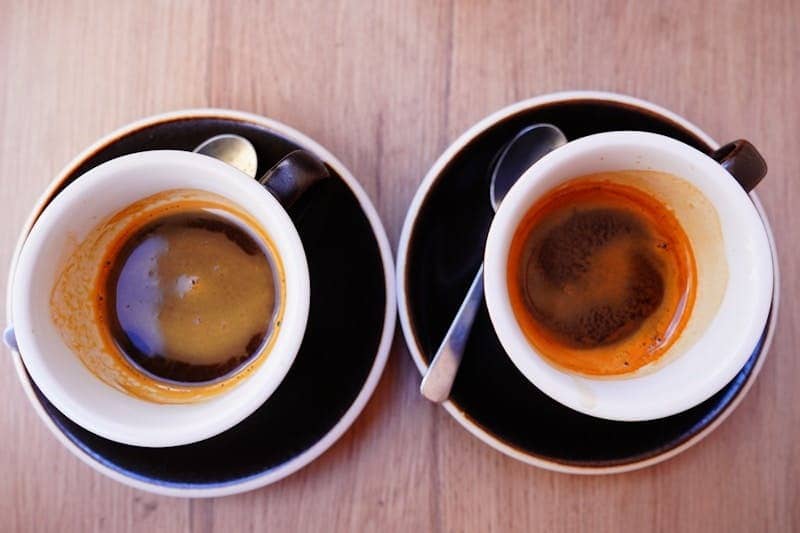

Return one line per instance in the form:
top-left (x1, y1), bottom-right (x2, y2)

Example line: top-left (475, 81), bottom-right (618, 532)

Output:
top-left (1, 1), bottom-right (798, 531)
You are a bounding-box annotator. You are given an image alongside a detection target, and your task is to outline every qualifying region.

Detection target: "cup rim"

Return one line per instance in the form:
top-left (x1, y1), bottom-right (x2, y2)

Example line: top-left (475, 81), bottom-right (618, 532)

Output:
top-left (396, 90), bottom-right (780, 474)
top-left (10, 149), bottom-right (311, 447)
top-left (483, 130), bottom-right (773, 421)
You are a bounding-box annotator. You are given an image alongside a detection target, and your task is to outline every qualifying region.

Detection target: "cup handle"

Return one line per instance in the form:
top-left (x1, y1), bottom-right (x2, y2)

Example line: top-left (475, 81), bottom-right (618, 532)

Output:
top-left (710, 140), bottom-right (768, 193)
top-left (259, 150), bottom-right (330, 208)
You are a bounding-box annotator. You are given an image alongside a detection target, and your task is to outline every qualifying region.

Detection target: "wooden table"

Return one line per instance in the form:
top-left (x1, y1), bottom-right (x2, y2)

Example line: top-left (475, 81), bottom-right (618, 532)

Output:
top-left (1, 1), bottom-right (797, 531)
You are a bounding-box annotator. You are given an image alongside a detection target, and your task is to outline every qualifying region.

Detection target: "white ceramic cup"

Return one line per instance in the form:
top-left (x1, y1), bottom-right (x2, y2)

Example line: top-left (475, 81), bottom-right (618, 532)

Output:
top-left (484, 131), bottom-right (773, 421)
top-left (7, 150), bottom-right (312, 447)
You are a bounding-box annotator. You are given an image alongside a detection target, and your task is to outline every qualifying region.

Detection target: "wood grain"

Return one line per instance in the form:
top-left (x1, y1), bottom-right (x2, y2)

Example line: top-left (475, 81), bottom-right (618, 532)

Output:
top-left (1, 1), bottom-right (797, 531)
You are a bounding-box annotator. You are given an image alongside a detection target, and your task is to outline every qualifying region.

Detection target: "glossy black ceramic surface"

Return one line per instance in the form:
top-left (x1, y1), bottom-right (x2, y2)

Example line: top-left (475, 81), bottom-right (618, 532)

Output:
top-left (404, 99), bottom-right (771, 467)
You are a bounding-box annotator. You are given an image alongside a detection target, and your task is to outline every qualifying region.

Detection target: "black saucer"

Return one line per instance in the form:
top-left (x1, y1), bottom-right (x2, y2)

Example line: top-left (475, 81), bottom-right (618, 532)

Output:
top-left (398, 95), bottom-right (776, 471)
top-left (15, 111), bottom-right (395, 494)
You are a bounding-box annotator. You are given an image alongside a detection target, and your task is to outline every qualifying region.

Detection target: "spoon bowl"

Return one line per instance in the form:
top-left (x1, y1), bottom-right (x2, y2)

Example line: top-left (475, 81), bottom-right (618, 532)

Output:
top-left (490, 125), bottom-right (569, 209)
top-left (194, 134), bottom-right (258, 178)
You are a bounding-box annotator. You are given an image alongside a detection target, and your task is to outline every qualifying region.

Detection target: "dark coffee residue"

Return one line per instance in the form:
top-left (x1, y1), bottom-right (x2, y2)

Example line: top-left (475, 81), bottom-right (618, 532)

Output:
top-left (538, 209), bottom-right (641, 286)
top-left (529, 209), bottom-right (664, 348)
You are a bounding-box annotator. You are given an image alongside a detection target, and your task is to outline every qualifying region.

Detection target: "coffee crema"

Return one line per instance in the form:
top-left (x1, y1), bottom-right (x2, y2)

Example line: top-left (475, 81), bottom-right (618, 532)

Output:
top-left (100, 211), bottom-right (278, 384)
top-left (50, 189), bottom-right (286, 403)
top-left (507, 175), bottom-right (697, 376)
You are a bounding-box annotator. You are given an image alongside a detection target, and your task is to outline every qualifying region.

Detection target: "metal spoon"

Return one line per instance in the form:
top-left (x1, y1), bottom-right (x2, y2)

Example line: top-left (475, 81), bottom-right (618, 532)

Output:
top-left (194, 134), bottom-right (258, 178)
top-left (420, 124), bottom-right (568, 403)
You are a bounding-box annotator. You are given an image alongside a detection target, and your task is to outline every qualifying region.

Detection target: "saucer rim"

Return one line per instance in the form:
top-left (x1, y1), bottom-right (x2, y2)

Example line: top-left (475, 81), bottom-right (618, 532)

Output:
top-left (5, 109), bottom-right (397, 497)
top-left (395, 90), bottom-right (780, 474)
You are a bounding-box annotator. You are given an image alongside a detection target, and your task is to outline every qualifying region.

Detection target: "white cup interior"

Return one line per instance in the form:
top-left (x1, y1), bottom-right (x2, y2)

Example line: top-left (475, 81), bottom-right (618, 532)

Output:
top-left (484, 131), bottom-right (773, 421)
top-left (10, 151), bottom-right (310, 447)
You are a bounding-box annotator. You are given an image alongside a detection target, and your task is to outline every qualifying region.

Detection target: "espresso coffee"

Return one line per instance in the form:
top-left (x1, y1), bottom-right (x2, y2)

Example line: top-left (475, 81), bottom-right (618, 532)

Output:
top-left (507, 174), bottom-right (696, 376)
top-left (98, 210), bottom-right (278, 384)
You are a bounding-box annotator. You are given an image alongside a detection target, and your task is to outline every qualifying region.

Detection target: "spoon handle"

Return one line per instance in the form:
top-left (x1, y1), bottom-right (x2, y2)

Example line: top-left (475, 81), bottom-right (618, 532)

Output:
top-left (420, 265), bottom-right (484, 403)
